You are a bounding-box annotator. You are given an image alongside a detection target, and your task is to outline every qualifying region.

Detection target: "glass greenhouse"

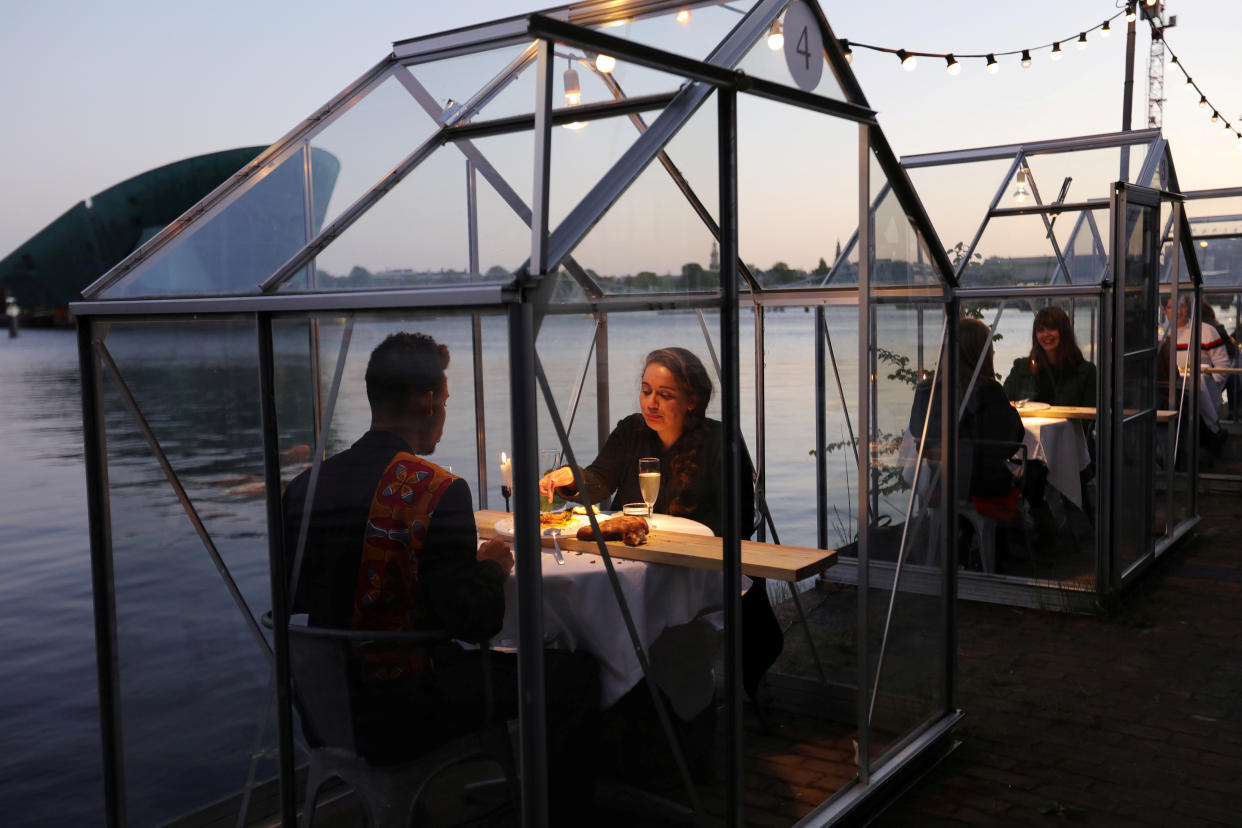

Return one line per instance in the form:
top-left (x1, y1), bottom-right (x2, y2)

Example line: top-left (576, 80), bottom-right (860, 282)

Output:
top-left (72, 1), bottom-right (1203, 826)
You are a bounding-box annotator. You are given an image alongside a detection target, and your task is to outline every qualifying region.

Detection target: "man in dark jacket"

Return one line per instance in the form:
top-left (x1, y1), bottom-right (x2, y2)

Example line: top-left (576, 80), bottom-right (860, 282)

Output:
top-left (283, 332), bottom-right (597, 813)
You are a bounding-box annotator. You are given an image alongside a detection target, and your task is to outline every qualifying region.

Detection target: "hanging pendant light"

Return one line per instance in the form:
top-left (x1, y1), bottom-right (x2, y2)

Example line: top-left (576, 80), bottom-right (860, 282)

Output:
top-left (767, 18), bottom-right (784, 50)
top-left (1012, 169), bottom-right (1031, 203)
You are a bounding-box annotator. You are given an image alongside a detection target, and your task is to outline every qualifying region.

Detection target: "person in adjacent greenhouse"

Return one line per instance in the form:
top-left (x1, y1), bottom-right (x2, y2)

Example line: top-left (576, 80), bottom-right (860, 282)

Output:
top-left (1002, 305), bottom-right (1097, 409)
top-left (283, 331), bottom-right (598, 821)
top-left (1159, 295), bottom-right (1230, 453)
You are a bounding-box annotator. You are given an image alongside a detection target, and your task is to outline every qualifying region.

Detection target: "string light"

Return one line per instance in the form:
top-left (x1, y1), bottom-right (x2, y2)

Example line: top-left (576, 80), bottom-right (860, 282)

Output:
top-left (842, 9), bottom-right (1123, 75)
top-left (1145, 0), bottom-right (1157, 6)
top-left (1012, 169), bottom-right (1031, 203)
top-left (676, 9), bottom-right (690, 24)
top-left (563, 60), bottom-right (580, 106)
top-left (1153, 17), bottom-right (1242, 144)
top-left (767, 18), bottom-right (784, 51)
top-left (595, 53), bottom-right (615, 73)
top-left (1126, 3), bottom-right (1137, 22)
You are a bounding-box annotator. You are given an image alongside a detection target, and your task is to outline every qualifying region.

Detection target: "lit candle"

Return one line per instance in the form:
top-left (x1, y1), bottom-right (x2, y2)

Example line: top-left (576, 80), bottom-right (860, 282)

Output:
top-left (499, 452), bottom-right (513, 489)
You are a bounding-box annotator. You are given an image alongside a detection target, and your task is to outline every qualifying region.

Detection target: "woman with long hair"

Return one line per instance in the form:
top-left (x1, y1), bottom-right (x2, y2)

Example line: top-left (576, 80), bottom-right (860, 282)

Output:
top-left (538, 346), bottom-right (753, 537)
top-left (1002, 305), bottom-right (1096, 407)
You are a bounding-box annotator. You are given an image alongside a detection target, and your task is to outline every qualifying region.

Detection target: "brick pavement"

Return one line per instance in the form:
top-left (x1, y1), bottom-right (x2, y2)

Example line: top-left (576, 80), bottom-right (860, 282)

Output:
top-left (874, 489), bottom-right (1242, 827)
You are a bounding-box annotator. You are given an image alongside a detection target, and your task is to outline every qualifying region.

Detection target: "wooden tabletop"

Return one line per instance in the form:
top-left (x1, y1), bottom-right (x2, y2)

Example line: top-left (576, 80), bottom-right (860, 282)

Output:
top-left (1013, 404), bottom-right (1177, 423)
top-left (1182, 365), bottom-right (1242, 375)
top-left (475, 510), bottom-right (836, 583)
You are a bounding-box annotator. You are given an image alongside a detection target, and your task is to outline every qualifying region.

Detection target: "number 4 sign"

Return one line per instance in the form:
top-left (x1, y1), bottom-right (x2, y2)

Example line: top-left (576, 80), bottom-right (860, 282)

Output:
top-left (781, 1), bottom-right (824, 92)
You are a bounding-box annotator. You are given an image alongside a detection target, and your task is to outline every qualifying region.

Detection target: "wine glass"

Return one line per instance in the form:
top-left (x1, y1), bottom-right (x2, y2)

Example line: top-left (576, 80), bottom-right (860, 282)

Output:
top-left (638, 457), bottom-right (660, 527)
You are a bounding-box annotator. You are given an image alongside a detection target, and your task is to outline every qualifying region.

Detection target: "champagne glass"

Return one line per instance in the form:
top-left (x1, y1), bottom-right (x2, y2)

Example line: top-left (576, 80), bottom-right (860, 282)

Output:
top-left (638, 457), bottom-right (660, 527)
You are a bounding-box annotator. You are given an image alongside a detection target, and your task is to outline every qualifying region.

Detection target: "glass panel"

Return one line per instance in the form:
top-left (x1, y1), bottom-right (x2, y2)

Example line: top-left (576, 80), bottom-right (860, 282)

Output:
top-left (301, 143), bottom-right (525, 290)
top-left (1184, 195), bottom-right (1242, 220)
top-left (960, 213), bottom-right (1069, 287)
top-left (596, 3), bottom-right (759, 63)
top-left (737, 96), bottom-right (857, 290)
top-left (865, 300), bottom-right (947, 765)
top-left (1116, 414), bottom-right (1155, 576)
top-left (1024, 145), bottom-right (1141, 207)
top-left (905, 158), bottom-right (1014, 270)
top-left (1064, 210), bottom-right (1109, 285)
top-left (871, 188), bottom-right (939, 288)
top-left (549, 100), bottom-right (718, 298)
top-left (1194, 236), bottom-right (1242, 287)
top-left (310, 71), bottom-right (441, 232)
top-left (103, 148), bottom-right (309, 297)
top-left (733, 2), bottom-right (848, 100)
top-left (407, 42), bottom-right (537, 123)
top-left (99, 318), bottom-right (273, 826)
top-left (558, 51), bottom-right (699, 109)
top-left (1123, 205), bottom-right (1158, 354)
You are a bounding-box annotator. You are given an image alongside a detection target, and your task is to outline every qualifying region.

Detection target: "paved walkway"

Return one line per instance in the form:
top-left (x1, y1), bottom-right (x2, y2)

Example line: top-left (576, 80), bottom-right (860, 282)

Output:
top-left (877, 488), bottom-right (1242, 827)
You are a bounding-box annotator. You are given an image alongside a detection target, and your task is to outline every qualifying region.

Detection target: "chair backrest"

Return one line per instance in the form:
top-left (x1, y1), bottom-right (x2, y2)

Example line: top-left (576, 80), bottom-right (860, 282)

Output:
top-left (287, 627), bottom-right (359, 750)
top-left (284, 623), bottom-right (453, 754)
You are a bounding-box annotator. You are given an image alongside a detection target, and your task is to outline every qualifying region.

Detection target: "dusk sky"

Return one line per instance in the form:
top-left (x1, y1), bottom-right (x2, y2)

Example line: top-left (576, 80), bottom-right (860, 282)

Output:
top-left (3, 0), bottom-right (1239, 274)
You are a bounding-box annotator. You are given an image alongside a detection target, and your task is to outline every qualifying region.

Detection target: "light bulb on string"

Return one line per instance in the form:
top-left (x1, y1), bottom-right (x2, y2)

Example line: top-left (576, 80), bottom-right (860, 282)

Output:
top-left (1020, 49), bottom-right (1032, 68)
top-left (1050, 42), bottom-right (1063, 61)
top-left (595, 53), bottom-right (615, 73)
top-left (1211, 111), bottom-right (1219, 123)
top-left (985, 53), bottom-right (999, 74)
top-left (944, 54), bottom-right (961, 75)
top-left (1186, 77), bottom-right (1195, 93)
top-left (1077, 32), bottom-right (1088, 50)
top-left (676, 9), bottom-right (691, 24)
top-left (1012, 169), bottom-right (1031, 203)
top-left (841, 39), bottom-right (853, 64)
top-left (1101, 20), bottom-right (1111, 38)
top-left (1145, 0), bottom-right (1157, 6)
top-left (897, 49), bottom-right (917, 71)
top-left (1126, 3), bottom-right (1137, 22)
top-left (563, 60), bottom-right (581, 106)
top-left (767, 18), bottom-right (784, 50)
top-left (1200, 95), bottom-right (1208, 110)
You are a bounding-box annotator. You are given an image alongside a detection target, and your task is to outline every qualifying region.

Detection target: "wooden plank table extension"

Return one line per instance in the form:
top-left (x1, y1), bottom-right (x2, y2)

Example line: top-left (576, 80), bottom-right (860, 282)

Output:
top-left (1014, 404), bottom-right (1177, 423)
top-left (475, 509), bottom-right (836, 583)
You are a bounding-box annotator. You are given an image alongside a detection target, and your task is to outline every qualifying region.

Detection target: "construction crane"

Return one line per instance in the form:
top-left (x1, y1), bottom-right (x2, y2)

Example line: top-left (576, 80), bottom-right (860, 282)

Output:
top-left (1144, 1), bottom-right (1178, 128)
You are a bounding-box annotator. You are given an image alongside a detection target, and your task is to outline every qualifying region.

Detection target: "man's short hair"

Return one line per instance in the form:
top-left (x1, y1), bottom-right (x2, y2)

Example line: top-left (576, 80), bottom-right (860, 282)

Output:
top-left (365, 332), bottom-right (450, 415)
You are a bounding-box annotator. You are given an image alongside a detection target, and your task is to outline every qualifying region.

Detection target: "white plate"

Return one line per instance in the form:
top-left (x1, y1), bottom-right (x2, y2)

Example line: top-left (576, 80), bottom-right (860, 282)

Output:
top-left (492, 513), bottom-right (612, 540)
top-left (1015, 400), bottom-right (1051, 412)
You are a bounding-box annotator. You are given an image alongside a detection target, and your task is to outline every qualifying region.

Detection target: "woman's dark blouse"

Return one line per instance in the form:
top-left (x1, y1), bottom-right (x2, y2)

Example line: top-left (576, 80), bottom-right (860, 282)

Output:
top-left (556, 413), bottom-right (755, 538)
top-left (1002, 357), bottom-right (1096, 407)
top-left (909, 379), bottom-right (1024, 498)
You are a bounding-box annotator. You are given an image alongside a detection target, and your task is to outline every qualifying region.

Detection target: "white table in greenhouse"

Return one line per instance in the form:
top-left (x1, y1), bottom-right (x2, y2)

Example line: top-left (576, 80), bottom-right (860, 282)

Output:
top-left (1017, 416), bottom-right (1092, 509)
top-left (477, 510), bottom-right (836, 715)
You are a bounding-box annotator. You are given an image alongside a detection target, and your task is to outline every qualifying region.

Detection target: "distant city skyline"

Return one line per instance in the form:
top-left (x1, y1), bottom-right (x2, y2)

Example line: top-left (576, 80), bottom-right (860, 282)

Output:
top-left (3, 1), bottom-right (1239, 280)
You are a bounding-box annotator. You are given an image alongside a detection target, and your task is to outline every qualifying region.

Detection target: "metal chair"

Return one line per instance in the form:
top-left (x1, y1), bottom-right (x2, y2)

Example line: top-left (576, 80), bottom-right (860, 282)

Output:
top-left (272, 616), bottom-right (516, 827)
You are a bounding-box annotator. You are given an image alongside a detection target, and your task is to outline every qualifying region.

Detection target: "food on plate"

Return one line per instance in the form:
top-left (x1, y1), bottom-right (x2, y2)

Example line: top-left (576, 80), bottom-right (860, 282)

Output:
top-left (539, 510), bottom-right (575, 529)
top-left (570, 504), bottom-right (600, 517)
top-left (576, 514), bottom-right (649, 546)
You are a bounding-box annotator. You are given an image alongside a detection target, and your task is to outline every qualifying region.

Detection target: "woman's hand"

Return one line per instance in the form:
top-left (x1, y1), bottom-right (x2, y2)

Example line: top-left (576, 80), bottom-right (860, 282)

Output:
top-left (538, 465), bottom-right (575, 500)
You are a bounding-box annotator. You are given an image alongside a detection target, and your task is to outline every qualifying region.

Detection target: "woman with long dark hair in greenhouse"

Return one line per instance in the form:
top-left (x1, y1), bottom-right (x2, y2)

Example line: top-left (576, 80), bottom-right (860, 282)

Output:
top-left (1002, 305), bottom-right (1096, 408)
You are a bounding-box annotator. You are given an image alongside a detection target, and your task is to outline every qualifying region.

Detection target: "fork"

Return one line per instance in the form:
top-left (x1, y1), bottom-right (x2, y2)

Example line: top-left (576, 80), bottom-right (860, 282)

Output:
top-left (546, 528), bottom-right (565, 565)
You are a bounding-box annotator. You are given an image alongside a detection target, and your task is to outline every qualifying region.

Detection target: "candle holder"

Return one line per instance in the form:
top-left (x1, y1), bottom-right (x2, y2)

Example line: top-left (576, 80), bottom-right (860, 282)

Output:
top-left (499, 451), bottom-right (513, 513)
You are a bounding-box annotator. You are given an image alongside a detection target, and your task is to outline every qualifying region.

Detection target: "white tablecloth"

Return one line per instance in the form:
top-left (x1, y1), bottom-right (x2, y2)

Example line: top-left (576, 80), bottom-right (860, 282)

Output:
top-left (495, 515), bottom-right (729, 715)
top-left (1021, 417), bottom-right (1091, 508)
